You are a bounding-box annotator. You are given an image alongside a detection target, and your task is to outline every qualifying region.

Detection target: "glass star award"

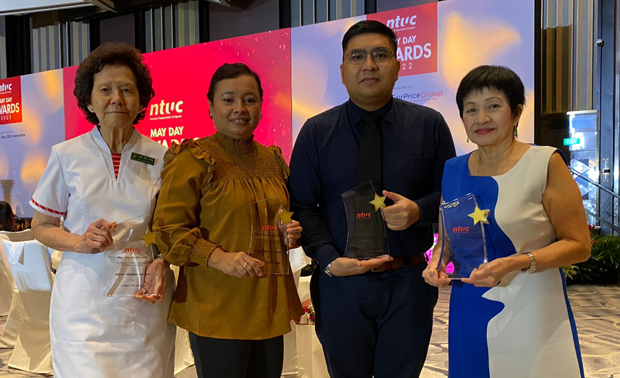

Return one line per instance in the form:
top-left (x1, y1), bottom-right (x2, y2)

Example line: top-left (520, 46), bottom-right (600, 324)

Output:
top-left (438, 193), bottom-right (489, 280)
top-left (105, 215), bottom-right (154, 296)
top-left (248, 196), bottom-right (290, 275)
top-left (341, 181), bottom-right (389, 259)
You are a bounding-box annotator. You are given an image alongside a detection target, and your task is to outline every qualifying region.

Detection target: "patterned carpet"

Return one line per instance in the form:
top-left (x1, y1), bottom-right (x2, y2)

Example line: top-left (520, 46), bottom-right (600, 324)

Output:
top-left (1, 284), bottom-right (619, 377)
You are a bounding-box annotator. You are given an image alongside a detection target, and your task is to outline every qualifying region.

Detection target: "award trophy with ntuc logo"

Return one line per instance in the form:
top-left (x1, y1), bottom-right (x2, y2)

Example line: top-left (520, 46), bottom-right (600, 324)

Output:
top-left (248, 196), bottom-right (291, 275)
top-left (341, 181), bottom-right (389, 259)
top-left (438, 193), bottom-right (490, 280)
top-left (105, 215), bottom-right (155, 296)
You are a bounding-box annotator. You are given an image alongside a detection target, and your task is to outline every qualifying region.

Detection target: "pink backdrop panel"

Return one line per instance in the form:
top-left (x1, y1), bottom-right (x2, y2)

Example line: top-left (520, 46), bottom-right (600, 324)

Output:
top-left (63, 29), bottom-right (293, 160)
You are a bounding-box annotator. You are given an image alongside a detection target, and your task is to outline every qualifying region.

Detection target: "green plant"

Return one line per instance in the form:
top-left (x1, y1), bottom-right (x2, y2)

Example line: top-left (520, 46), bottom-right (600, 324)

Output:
top-left (591, 234), bottom-right (620, 268)
top-left (300, 259), bottom-right (318, 277)
top-left (562, 265), bottom-right (580, 281)
top-left (566, 230), bottom-right (620, 285)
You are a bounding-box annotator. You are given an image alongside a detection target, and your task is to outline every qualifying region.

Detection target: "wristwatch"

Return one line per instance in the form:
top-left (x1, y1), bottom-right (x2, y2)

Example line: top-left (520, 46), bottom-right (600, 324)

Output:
top-left (522, 252), bottom-right (537, 273)
top-left (324, 261), bottom-right (335, 277)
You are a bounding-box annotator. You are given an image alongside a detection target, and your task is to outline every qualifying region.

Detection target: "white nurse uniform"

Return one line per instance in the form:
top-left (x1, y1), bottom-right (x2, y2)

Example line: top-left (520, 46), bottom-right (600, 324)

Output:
top-left (30, 127), bottom-right (176, 378)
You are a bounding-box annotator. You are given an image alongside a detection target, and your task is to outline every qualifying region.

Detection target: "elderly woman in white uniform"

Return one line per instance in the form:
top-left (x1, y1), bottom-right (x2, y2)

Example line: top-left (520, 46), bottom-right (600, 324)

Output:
top-left (30, 42), bottom-right (175, 378)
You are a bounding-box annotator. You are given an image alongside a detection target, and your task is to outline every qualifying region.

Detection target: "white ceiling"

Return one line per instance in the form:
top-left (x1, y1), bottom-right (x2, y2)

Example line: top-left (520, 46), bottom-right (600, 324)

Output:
top-left (0, 0), bottom-right (114, 15)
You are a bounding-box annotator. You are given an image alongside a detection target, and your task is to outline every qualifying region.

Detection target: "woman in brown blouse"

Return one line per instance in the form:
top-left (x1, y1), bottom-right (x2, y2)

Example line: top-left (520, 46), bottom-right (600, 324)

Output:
top-left (152, 63), bottom-right (303, 378)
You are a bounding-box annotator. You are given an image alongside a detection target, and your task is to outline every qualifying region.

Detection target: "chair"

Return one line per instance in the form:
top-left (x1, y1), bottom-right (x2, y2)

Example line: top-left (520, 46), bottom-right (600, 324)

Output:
top-left (0, 230), bottom-right (34, 242)
top-left (282, 247), bottom-right (312, 377)
top-left (0, 234), bottom-right (12, 315)
top-left (169, 264), bottom-right (195, 375)
top-left (293, 248), bottom-right (329, 378)
top-left (2, 239), bottom-right (54, 375)
top-left (295, 275), bottom-right (330, 378)
top-left (174, 328), bottom-right (194, 375)
top-left (0, 234), bottom-right (26, 348)
top-left (0, 266), bottom-right (10, 315)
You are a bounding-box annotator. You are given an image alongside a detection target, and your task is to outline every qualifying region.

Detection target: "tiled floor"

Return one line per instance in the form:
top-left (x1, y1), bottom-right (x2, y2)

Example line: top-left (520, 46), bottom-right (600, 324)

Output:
top-left (1, 284), bottom-right (619, 377)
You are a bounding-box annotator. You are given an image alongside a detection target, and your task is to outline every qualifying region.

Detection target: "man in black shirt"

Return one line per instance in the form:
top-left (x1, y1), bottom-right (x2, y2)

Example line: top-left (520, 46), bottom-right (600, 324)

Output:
top-left (288, 20), bottom-right (456, 377)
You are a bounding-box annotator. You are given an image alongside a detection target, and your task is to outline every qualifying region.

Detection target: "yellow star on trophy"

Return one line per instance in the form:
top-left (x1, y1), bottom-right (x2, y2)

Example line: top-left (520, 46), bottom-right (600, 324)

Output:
top-left (278, 209), bottom-right (294, 224)
top-left (369, 193), bottom-right (387, 212)
top-left (142, 230), bottom-right (158, 247)
top-left (468, 205), bottom-right (491, 225)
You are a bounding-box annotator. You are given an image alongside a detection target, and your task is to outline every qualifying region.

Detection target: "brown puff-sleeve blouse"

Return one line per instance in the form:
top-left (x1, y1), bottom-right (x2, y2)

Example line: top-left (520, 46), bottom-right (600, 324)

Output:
top-left (152, 132), bottom-right (303, 340)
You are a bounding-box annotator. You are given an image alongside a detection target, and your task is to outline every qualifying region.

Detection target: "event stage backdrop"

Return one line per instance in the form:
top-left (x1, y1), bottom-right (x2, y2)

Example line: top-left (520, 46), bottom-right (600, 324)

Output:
top-left (63, 29), bottom-right (293, 157)
top-left (0, 71), bottom-right (66, 217)
top-left (291, 0), bottom-right (535, 154)
top-left (0, 0), bottom-right (534, 217)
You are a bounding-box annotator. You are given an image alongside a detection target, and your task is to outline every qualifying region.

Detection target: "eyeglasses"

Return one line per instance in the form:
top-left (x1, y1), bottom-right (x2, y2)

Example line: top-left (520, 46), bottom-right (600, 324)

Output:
top-left (345, 47), bottom-right (394, 65)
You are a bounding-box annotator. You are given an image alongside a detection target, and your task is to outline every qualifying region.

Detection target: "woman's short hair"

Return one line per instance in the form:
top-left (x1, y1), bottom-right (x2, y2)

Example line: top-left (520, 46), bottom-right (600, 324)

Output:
top-left (74, 42), bottom-right (155, 125)
top-left (207, 63), bottom-right (263, 103)
top-left (0, 201), bottom-right (15, 231)
top-left (456, 65), bottom-right (525, 118)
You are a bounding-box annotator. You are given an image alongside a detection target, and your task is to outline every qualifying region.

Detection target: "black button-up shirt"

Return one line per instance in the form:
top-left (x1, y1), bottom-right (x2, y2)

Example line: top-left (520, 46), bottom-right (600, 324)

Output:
top-left (288, 98), bottom-right (456, 269)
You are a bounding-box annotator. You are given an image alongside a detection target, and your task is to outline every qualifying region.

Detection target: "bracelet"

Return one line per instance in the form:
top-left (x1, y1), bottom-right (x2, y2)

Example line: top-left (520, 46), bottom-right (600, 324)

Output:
top-left (522, 252), bottom-right (537, 273)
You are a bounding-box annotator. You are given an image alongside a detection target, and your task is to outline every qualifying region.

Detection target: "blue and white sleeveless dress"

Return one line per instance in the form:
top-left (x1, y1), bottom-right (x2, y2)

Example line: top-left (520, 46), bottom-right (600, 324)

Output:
top-left (442, 145), bottom-right (584, 378)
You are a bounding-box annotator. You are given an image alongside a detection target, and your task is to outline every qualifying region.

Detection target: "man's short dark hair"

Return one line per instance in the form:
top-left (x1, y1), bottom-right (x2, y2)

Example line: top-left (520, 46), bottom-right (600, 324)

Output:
top-left (74, 42), bottom-right (155, 125)
top-left (342, 20), bottom-right (398, 57)
top-left (207, 63), bottom-right (263, 103)
top-left (456, 65), bottom-right (525, 118)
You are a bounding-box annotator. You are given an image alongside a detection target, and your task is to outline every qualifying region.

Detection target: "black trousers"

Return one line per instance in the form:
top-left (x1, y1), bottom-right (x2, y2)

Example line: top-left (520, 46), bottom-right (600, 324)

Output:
top-left (189, 333), bottom-right (284, 378)
top-left (311, 261), bottom-right (438, 378)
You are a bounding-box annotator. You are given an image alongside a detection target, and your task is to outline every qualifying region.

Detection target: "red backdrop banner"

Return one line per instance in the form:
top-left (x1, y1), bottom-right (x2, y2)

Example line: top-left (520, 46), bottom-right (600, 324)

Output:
top-left (63, 29), bottom-right (293, 160)
top-left (0, 77), bottom-right (23, 125)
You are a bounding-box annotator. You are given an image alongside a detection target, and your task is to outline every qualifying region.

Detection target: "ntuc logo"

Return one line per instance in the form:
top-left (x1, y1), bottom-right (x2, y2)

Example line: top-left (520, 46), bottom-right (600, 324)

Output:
top-left (452, 226), bottom-right (470, 233)
top-left (0, 83), bottom-right (13, 92)
top-left (386, 14), bottom-right (417, 29)
top-left (262, 225), bottom-right (277, 231)
top-left (357, 212), bottom-right (372, 219)
top-left (124, 247), bottom-right (141, 253)
top-left (149, 100), bottom-right (184, 116)
top-left (370, 2), bottom-right (437, 76)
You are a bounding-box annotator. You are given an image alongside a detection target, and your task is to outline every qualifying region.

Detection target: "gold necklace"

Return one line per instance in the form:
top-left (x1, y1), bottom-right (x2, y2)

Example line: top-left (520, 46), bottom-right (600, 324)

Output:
top-left (477, 141), bottom-right (516, 176)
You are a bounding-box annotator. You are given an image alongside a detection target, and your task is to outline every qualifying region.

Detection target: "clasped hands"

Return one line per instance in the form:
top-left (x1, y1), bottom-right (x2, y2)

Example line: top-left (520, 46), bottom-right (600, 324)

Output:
top-left (423, 257), bottom-right (514, 288)
top-left (75, 218), bottom-right (166, 304)
top-left (208, 218), bottom-right (302, 278)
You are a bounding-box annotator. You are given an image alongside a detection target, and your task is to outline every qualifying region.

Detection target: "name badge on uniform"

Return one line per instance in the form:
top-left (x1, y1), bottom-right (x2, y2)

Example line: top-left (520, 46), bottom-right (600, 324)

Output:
top-left (130, 153), bottom-right (155, 165)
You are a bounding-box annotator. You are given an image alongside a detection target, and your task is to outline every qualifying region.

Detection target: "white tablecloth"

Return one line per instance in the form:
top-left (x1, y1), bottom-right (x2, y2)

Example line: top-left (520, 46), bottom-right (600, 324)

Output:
top-left (1, 246), bottom-right (330, 377)
top-left (294, 276), bottom-right (329, 378)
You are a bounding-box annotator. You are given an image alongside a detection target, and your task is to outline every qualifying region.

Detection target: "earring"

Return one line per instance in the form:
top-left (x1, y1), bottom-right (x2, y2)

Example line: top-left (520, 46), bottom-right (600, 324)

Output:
top-left (513, 125), bottom-right (518, 138)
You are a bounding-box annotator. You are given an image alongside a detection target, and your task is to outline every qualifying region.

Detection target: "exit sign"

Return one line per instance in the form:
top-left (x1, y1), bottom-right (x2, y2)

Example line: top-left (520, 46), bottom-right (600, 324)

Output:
top-left (564, 138), bottom-right (581, 146)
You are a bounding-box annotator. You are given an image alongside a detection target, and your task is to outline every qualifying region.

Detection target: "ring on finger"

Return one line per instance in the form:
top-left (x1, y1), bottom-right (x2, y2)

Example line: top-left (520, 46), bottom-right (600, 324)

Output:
top-left (243, 262), bottom-right (249, 269)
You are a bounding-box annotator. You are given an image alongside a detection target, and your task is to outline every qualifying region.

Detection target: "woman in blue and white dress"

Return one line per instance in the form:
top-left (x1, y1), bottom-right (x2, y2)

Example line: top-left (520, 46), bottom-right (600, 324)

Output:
top-left (423, 65), bottom-right (591, 378)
